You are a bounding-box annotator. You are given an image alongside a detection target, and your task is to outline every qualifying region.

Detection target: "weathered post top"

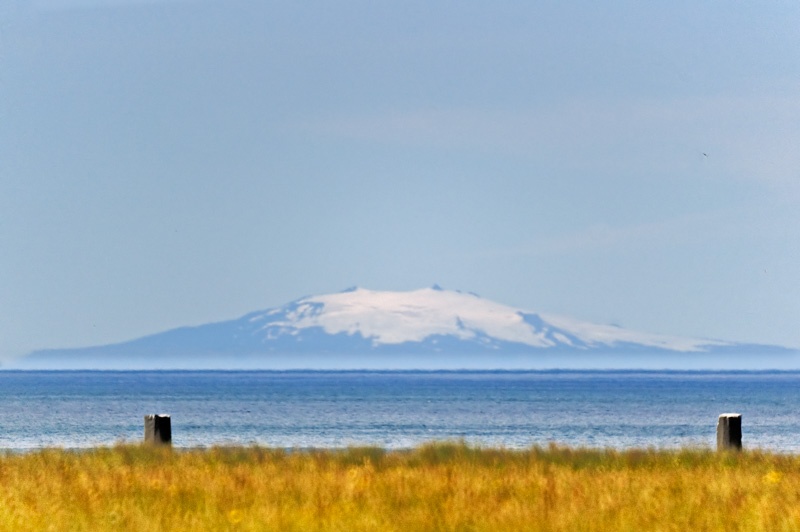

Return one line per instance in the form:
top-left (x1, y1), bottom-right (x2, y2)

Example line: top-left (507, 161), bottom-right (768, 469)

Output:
top-left (717, 413), bottom-right (742, 451)
top-left (144, 414), bottom-right (172, 445)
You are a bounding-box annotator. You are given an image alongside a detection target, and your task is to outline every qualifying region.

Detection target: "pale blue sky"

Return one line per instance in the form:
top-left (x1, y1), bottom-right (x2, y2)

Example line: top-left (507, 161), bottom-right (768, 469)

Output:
top-left (2, 0), bottom-right (799, 361)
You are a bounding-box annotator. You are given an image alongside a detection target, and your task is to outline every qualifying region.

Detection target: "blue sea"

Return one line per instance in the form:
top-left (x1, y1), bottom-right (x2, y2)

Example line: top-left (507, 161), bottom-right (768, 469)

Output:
top-left (1, 370), bottom-right (799, 452)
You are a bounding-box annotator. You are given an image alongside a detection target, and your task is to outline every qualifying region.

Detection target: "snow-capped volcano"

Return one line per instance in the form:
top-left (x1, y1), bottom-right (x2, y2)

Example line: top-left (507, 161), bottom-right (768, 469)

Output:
top-left (247, 286), bottom-right (726, 352)
top-left (17, 286), bottom-right (795, 369)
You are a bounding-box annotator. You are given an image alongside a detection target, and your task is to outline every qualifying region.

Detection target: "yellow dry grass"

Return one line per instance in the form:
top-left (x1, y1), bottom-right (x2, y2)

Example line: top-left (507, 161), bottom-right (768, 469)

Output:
top-left (1, 442), bottom-right (799, 531)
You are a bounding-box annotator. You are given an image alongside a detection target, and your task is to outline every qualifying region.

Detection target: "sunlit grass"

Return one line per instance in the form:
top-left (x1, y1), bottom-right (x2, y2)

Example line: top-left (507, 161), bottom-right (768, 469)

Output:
top-left (1, 442), bottom-right (800, 530)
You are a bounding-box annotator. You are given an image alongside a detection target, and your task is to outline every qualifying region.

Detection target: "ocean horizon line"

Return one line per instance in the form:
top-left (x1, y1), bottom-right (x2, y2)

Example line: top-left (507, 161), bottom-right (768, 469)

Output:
top-left (3, 368), bottom-right (800, 374)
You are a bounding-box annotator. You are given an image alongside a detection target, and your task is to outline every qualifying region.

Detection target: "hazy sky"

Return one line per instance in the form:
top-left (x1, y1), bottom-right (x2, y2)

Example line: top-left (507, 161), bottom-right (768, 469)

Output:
top-left (2, 0), bottom-right (799, 361)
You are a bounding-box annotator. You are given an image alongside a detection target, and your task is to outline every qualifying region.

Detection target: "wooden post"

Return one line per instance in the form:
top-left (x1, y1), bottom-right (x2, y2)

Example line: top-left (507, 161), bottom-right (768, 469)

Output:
top-left (717, 413), bottom-right (742, 451)
top-left (144, 414), bottom-right (172, 445)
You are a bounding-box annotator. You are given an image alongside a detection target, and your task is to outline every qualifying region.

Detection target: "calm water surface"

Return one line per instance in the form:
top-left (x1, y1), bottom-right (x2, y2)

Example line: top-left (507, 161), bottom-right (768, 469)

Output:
top-left (1, 371), bottom-right (799, 451)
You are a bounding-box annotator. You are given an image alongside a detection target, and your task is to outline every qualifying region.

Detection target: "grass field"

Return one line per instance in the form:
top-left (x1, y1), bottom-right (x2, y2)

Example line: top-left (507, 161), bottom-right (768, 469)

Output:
top-left (1, 442), bottom-right (799, 531)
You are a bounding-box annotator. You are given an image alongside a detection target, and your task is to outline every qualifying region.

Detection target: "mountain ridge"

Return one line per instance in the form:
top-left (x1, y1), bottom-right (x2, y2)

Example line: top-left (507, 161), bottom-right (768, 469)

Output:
top-left (15, 287), bottom-right (798, 369)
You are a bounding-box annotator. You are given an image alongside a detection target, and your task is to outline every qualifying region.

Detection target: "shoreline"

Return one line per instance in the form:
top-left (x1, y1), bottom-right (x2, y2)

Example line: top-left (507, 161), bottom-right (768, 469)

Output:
top-left (3, 441), bottom-right (797, 455)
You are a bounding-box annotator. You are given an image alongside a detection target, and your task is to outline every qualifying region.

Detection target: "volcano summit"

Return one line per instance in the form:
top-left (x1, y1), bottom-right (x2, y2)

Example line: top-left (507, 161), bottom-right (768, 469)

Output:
top-left (16, 287), bottom-right (796, 369)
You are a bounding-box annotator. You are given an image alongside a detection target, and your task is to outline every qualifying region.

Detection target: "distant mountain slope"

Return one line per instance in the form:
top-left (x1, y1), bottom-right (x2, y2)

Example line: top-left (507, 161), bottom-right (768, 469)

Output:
top-left (16, 287), bottom-right (797, 369)
top-left (241, 286), bottom-right (731, 352)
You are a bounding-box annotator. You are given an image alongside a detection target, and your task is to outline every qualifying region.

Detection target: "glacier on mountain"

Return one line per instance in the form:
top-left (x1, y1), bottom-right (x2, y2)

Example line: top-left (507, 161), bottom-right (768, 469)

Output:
top-left (16, 286), bottom-right (796, 369)
top-left (243, 287), bottom-right (728, 352)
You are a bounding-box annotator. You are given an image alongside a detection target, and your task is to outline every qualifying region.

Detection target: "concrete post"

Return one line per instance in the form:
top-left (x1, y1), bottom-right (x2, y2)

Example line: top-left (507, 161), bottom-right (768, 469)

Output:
top-left (717, 413), bottom-right (742, 451)
top-left (144, 414), bottom-right (172, 445)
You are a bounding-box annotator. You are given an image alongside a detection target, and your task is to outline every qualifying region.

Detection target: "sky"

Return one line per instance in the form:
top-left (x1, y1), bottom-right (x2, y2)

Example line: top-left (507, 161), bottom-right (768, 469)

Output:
top-left (1, 0), bottom-right (799, 363)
